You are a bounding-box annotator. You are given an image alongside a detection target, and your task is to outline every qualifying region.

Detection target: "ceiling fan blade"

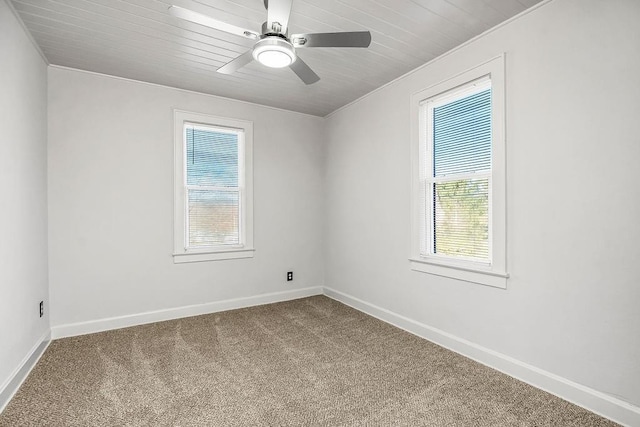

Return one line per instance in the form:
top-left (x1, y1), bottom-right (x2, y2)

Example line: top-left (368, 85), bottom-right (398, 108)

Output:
top-left (266, 0), bottom-right (293, 34)
top-left (291, 31), bottom-right (372, 48)
top-left (289, 57), bottom-right (320, 85)
top-left (168, 6), bottom-right (259, 40)
top-left (217, 50), bottom-right (254, 74)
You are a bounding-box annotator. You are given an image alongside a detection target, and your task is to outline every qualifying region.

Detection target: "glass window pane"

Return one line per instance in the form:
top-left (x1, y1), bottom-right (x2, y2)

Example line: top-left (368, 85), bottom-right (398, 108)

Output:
top-left (434, 178), bottom-right (489, 260)
top-left (188, 189), bottom-right (239, 247)
top-left (433, 88), bottom-right (491, 177)
top-left (186, 126), bottom-right (238, 187)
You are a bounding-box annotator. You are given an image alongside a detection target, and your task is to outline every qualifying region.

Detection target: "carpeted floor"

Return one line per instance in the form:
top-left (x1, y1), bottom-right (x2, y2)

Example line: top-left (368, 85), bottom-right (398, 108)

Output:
top-left (0, 296), bottom-right (617, 426)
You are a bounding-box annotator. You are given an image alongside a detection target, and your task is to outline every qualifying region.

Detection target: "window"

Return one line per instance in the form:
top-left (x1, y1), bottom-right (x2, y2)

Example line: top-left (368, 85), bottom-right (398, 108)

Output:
top-left (410, 56), bottom-right (507, 288)
top-left (173, 110), bottom-right (254, 263)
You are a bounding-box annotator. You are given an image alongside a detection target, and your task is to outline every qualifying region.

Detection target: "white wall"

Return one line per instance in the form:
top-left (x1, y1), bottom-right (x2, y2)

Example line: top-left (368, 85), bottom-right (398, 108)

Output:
top-left (0, 0), bottom-right (49, 393)
top-left (325, 0), bottom-right (640, 410)
top-left (48, 67), bottom-right (325, 327)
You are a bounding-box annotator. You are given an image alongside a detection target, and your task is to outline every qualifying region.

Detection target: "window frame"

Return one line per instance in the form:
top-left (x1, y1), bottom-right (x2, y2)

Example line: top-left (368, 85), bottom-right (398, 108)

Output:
top-left (173, 110), bottom-right (254, 263)
top-left (410, 55), bottom-right (508, 288)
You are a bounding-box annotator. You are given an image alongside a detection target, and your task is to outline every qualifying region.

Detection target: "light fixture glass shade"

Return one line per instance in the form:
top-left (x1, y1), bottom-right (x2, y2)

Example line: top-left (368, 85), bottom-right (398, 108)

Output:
top-left (252, 37), bottom-right (296, 68)
top-left (256, 50), bottom-right (292, 68)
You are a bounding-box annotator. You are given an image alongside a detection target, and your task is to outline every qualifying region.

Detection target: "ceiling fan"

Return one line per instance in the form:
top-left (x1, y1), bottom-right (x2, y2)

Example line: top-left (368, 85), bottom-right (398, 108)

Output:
top-left (169, 0), bottom-right (372, 84)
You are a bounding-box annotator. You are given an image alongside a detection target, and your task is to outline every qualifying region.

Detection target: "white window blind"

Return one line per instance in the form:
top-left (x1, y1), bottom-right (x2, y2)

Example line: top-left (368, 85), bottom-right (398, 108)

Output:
top-left (422, 78), bottom-right (492, 262)
top-left (184, 124), bottom-right (243, 249)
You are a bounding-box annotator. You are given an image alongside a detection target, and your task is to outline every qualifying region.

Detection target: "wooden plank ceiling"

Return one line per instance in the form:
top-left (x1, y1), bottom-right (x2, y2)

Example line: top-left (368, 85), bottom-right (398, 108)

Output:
top-left (10, 0), bottom-right (541, 116)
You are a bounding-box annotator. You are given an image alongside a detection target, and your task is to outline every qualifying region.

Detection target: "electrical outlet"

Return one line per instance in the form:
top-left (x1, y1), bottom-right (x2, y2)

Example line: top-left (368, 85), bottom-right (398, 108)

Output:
top-left (39, 301), bottom-right (44, 318)
top-left (287, 271), bottom-right (293, 281)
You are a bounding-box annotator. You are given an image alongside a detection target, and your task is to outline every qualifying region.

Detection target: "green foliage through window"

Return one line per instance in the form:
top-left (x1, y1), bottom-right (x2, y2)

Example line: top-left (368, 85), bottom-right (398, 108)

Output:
top-left (434, 179), bottom-right (489, 259)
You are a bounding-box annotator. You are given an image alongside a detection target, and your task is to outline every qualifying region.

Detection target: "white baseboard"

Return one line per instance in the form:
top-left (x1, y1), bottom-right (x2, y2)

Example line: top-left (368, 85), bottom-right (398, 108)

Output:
top-left (0, 331), bottom-right (51, 414)
top-left (51, 286), bottom-right (323, 339)
top-left (323, 287), bottom-right (640, 427)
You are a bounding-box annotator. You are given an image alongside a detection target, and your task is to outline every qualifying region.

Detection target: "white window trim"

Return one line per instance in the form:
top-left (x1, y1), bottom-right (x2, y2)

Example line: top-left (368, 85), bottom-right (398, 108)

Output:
top-left (173, 109), bottom-right (254, 263)
top-left (409, 55), bottom-right (508, 288)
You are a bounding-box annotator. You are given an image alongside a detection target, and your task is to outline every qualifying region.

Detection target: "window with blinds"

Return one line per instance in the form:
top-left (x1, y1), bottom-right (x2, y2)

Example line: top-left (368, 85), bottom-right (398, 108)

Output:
top-left (174, 110), bottom-right (253, 263)
top-left (421, 78), bottom-right (492, 263)
top-left (184, 123), bottom-right (243, 249)
top-left (411, 56), bottom-right (506, 287)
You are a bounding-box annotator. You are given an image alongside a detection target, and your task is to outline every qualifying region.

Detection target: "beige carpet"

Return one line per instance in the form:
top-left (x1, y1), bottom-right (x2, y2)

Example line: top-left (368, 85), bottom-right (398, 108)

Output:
top-left (0, 296), bottom-right (617, 426)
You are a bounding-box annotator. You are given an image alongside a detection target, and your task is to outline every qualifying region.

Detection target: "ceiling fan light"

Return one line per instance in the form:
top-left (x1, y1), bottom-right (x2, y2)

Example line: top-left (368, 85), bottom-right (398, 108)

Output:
top-left (256, 49), bottom-right (292, 68)
top-left (252, 37), bottom-right (296, 68)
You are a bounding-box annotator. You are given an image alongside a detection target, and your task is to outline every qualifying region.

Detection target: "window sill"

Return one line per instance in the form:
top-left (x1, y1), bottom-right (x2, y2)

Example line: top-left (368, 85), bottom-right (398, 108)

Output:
top-left (409, 257), bottom-right (508, 289)
top-left (174, 248), bottom-right (255, 264)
